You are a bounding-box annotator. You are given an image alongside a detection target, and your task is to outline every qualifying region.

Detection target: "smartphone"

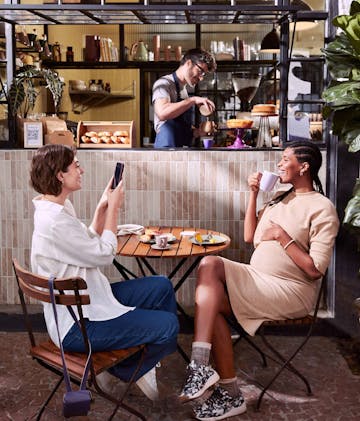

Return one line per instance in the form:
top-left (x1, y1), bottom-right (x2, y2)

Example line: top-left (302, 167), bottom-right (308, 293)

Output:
top-left (112, 162), bottom-right (124, 189)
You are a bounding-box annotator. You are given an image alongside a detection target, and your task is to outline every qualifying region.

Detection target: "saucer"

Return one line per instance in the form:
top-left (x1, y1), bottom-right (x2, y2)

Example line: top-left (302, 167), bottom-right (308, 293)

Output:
top-left (151, 244), bottom-right (172, 251)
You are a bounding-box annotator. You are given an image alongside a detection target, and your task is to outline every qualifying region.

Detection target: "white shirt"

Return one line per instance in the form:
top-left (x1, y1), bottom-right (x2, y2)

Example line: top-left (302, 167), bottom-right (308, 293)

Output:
top-left (31, 197), bottom-right (134, 346)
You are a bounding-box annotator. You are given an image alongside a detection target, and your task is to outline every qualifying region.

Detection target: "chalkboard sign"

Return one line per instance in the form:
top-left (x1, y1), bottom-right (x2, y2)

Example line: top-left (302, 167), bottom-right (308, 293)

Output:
top-left (24, 122), bottom-right (43, 148)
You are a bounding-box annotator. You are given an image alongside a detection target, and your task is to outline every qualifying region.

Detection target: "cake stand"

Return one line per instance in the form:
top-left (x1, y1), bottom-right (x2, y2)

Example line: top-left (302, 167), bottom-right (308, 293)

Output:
top-left (226, 120), bottom-right (254, 149)
top-left (227, 127), bottom-right (249, 149)
top-left (251, 113), bottom-right (278, 148)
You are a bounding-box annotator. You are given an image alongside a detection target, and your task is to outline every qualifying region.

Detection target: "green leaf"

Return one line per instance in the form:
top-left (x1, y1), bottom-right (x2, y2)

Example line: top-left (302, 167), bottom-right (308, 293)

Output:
top-left (321, 33), bottom-right (360, 79)
top-left (322, 80), bottom-right (360, 108)
top-left (9, 81), bottom-right (25, 117)
top-left (343, 179), bottom-right (360, 248)
top-left (350, 0), bottom-right (360, 15)
top-left (333, 14), bottom-right (360, 54)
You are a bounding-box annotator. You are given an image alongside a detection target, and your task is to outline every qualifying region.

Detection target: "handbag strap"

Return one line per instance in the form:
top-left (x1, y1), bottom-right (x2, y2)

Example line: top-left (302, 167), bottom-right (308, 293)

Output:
top-left (48, 276), bottom-right (92, 392)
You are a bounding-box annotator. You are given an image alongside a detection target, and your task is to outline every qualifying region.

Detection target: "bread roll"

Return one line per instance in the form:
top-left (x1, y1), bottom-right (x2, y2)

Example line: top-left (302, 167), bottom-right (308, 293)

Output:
top-left (101, 136), bottom-right (112, 144)
top-left (90, 136), bottom-right (101, 143)
top-left (85, 131), bottom-right (97, 137)
top-left (81, 135), bottom-right (91, 143)
top-left (114, 130), bottom-right (128, 137)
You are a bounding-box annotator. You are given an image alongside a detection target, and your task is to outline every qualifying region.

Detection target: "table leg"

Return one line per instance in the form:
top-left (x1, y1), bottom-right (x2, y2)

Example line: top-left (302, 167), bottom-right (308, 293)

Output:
top-left (112, 258), bottom-right (139, 280)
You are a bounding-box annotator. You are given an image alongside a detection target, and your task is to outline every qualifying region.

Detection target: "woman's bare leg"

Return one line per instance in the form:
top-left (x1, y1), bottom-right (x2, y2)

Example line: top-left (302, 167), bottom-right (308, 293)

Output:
top-left (193, 256), bottom-right (236, 378)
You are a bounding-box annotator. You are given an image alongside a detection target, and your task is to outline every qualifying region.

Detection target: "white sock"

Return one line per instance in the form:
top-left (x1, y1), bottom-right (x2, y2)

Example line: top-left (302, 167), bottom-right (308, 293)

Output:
top-left (219, 377), bottom-right (240, 398)
top-left (191, 341), bottom-right (211, 366)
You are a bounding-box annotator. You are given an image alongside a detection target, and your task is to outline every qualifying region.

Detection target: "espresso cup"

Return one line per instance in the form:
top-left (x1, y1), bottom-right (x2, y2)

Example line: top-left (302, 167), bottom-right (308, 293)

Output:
top-left (155, 234), bottom-right (168, 248)
top-left (260, 170), bottom-right (279, 192)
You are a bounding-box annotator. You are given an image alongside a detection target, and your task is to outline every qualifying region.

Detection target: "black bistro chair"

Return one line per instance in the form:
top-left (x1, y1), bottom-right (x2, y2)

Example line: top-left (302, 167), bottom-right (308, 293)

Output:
top-left (228, 274), bottom-right (326, 411)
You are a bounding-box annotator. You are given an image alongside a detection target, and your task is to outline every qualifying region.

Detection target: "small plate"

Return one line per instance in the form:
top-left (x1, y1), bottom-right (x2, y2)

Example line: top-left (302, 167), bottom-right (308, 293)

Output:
top-left (190, 235), bottom-right (226, 246)
top-left (151, 244), bottom-right (172, 250)
top-left (140, 234), bottom-right (177, 244)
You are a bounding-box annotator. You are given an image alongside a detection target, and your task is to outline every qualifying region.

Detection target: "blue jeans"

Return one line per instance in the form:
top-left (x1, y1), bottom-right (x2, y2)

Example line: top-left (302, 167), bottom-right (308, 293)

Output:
top-left (62, 276), bottom-right (179, 382)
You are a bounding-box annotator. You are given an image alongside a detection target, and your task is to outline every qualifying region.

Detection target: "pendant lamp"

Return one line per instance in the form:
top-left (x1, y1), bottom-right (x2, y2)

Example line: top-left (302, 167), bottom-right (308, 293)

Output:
top-left (290, 0), bottom-right (319, 31)
top-left (260, 26), bottom-right (280, 53)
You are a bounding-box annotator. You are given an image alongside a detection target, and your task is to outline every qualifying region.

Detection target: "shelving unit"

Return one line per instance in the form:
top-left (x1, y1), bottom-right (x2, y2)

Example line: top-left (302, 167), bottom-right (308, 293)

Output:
top-left (0, 1), bottom-right (329, 148)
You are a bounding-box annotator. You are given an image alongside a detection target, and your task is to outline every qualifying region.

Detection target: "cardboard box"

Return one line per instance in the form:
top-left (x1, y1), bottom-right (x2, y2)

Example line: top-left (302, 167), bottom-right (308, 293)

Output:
top-left (40, 116), bottom-right (67, 135)
top-left (77, 121), bottom-right (135, 148)
top-left (45, 130), bottom-right (75, 146)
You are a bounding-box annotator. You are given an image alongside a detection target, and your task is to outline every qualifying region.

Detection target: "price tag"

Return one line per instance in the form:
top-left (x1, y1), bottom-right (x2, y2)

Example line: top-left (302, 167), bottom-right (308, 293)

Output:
top-left (24, 122), bottom-right (43, 148)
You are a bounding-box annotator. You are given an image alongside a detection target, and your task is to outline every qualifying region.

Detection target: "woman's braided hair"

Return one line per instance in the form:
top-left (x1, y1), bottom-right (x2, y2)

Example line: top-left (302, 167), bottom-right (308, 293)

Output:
top-left (269, 140), bottom-right (324, 206)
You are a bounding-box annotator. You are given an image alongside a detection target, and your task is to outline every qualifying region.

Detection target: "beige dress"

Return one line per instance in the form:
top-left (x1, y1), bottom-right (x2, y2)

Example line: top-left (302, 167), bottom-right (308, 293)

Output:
top-left (222, 190), bottom-right (339, 336)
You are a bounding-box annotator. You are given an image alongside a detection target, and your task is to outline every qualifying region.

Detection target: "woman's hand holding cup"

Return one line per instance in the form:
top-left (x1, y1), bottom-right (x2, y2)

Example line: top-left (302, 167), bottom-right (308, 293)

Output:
top-left (248, 172), bottom-right (261, 192)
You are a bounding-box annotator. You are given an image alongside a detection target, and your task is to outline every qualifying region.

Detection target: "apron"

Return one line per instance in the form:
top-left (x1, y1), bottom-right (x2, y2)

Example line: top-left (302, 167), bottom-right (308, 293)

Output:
top-left (154, 72), bottom-right (193, 148)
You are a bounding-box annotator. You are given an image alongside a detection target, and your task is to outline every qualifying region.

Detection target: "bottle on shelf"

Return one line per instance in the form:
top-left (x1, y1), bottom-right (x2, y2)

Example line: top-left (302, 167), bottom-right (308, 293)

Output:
top-left (52, 42), bottom-right (61, 62)
top-left (40, 34), bottom-right (51, 59)
top-left (66, 46), bottom-right (74, 62)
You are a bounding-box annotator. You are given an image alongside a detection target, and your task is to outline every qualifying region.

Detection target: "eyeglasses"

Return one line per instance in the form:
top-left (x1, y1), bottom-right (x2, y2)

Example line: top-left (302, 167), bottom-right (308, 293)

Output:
top-left (193, 62), bottom-right (207, 78)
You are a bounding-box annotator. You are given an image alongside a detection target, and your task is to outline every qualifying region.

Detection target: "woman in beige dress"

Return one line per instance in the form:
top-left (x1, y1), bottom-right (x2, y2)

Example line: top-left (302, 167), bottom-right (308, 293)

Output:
top-left (179, 140), bottom-right (339, 421)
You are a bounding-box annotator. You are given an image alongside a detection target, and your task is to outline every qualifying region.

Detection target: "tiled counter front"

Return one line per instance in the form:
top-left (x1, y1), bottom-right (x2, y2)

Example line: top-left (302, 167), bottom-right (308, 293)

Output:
top-left (0, 149), bottom-right (326, 310)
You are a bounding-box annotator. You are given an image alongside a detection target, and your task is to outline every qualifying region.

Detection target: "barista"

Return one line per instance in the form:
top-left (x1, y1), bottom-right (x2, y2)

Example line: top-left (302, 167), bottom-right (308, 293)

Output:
top-left (152, 48), bottom-right (217, 148)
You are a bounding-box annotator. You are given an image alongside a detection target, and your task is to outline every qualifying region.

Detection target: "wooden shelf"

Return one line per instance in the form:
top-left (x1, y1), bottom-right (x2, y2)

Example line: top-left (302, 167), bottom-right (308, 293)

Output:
top-left (68, 82), bottom-right (135, 114)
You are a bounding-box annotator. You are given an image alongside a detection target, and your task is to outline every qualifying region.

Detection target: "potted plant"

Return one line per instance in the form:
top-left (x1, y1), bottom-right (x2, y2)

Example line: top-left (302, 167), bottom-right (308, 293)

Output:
top-left (9, 66), bottom-right (65, 118)
top-left (322, 0), bottom-right (360, 251)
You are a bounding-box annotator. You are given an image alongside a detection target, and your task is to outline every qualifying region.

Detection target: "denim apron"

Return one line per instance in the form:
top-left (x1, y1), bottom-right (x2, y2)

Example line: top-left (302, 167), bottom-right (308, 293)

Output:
top-left (154, 72), bottom-right (193, 148)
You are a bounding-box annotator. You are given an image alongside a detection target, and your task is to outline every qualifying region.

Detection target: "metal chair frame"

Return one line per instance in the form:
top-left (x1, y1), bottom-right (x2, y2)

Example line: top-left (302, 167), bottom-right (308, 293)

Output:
top-left (12, 258), bottom-right (147, 421)
top-left (229, 275), bottom-right (326, 411)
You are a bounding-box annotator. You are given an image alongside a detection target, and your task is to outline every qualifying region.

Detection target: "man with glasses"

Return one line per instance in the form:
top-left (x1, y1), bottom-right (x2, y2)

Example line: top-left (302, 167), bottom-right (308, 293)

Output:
top-left (152, 48), bottom-right (216, 148)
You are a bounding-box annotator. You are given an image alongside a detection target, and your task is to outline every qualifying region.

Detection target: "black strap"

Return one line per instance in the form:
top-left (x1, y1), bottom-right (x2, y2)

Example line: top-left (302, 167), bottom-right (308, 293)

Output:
top-left (48, 276), bottom-right (91, 392)
top-left (172, 72), bottom-right (181, 101)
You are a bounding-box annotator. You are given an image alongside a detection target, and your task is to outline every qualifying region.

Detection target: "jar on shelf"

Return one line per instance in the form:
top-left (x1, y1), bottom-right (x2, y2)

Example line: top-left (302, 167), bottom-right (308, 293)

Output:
top-left (89, 79), bottom-right (97, 91)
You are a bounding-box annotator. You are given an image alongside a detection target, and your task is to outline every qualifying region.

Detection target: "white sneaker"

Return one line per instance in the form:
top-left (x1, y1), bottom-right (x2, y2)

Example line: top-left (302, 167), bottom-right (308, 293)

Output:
top-left (96, 370), bottom-right (125, 394)
top-left (136, 367), bottom-right (159, 401)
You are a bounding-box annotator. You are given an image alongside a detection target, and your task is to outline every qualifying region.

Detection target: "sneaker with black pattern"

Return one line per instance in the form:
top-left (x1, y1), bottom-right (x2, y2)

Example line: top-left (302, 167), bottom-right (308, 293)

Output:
top-left (194, 385), bottom-right (247, 421)
top-left (179, 360), bottom-right (219, 402)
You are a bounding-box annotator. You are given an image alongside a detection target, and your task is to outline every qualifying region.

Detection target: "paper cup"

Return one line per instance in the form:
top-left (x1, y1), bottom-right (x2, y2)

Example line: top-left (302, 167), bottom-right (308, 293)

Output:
top-left (260, 170), bottom-right (279, 192)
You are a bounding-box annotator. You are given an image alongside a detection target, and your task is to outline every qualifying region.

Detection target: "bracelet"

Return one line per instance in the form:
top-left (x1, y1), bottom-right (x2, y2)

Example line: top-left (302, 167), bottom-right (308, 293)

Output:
top-left (283, 239), bottom-right (295, 251)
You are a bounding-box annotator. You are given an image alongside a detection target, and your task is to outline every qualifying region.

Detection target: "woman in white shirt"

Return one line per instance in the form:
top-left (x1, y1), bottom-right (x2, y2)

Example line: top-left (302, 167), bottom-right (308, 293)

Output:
top-left (30, 144), bottom-right (179, 400)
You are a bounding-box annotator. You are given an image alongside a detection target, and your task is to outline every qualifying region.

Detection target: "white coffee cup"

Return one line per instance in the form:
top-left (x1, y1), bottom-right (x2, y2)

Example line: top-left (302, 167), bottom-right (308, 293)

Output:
top-left (260, 170), bottom-right (279, 192)
top-left (155, 234), bottom-right (168, 248)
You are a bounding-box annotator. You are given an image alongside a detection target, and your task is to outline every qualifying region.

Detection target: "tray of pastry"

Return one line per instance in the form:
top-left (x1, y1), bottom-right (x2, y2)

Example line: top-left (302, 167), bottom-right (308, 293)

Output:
top-left (76, 120), bottom-right (136, 148)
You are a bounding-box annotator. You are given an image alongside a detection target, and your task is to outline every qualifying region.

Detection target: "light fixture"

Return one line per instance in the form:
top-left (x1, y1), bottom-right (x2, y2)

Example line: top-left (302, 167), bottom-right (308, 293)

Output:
top-left (290, 0), bottom-right (319, 31)
top-left (260, 27), bottom-right (280, 53)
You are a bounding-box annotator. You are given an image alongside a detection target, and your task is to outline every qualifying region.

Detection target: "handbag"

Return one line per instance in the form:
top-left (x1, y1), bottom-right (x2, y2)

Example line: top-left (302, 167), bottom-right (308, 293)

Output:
top-left (48, 276), bottom-right (92, 418)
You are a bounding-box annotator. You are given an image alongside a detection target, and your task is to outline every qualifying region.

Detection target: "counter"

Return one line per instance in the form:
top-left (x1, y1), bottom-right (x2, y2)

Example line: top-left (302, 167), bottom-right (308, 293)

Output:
top-left (0, 148), bottom-right (327, 309)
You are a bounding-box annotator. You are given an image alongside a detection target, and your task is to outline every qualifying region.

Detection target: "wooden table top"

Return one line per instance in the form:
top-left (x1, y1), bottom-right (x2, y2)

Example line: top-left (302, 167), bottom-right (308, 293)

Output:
top-left (117, 226), bottom-right (231, 259)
